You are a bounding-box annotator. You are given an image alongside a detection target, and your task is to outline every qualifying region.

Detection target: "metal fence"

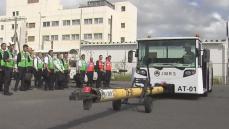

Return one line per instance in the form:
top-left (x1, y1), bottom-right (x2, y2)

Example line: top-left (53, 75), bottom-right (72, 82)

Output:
top-left (212, 63), bottom-right (228, 86)
top-left (107, 62), bottom-right (229, 86)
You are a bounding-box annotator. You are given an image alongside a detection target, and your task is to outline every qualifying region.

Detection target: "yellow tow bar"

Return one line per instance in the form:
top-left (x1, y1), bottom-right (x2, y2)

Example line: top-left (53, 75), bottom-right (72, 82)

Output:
top-left (70, 86), bottom-right (165, 113)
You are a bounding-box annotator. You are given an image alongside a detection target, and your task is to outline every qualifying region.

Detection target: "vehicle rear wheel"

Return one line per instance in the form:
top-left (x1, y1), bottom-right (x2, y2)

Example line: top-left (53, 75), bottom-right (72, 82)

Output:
top-left (144, 96), bottom-right (153, 113)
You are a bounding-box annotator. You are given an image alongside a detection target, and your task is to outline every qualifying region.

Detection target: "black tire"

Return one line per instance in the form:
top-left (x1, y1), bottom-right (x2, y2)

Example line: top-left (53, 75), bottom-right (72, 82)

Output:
top-left (203, 69), bottom-right (209, 97)
top-left (209, 68), bottom-right (213, 93)
top-left (112, 100), bottom-right (122, 111)
top-left (203, 91), bottom-right (208, 97)
top-left (83, 99), bottom-right (92, 110)
top-left (144, 96), bottom-right (153, 113)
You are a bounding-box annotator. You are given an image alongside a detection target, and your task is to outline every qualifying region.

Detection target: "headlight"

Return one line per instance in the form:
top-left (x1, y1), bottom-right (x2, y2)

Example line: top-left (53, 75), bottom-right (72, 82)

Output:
top-left (136, 69), bottom-right (147, 76)
top-left (183, 70), bottom-right (196, 77)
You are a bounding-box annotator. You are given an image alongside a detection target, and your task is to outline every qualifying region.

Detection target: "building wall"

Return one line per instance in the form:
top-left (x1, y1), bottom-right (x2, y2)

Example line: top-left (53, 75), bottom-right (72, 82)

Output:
top-left (0, 0), bottom-right (137, 52)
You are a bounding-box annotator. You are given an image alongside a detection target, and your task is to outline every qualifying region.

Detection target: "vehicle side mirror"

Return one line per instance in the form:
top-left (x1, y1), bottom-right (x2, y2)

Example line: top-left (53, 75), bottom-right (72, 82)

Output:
top-left (203, 49), bottom-right (210, 62)
top-left (135, 49), bottom-right (139, 57)
top-left (128, 50), bottom-right (134, 63)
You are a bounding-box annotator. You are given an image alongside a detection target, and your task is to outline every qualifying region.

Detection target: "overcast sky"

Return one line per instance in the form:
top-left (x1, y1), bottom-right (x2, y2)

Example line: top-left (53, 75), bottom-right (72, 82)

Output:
top-left (0, 0), bottom-right (229, 39)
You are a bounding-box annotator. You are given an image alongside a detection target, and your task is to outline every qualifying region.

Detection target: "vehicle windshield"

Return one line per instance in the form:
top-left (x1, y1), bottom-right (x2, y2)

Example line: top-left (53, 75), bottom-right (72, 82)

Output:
top-left (138, 39), bottom-right (196, 68)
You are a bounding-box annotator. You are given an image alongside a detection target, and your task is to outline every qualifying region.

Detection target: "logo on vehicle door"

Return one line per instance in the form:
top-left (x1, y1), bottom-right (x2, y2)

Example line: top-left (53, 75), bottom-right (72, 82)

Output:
top-left (154, 70), bottom-right (160, 77)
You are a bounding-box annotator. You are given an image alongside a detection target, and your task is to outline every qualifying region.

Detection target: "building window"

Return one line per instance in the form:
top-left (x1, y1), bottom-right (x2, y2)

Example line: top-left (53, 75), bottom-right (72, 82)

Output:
top-left (1, 25), bottom-right (4, 30)
top-left (0, 38), bottom-right (3, 43)
top-left (121, 6), bottom-right (126, 12)
top-left (28, 0), bottom-right (39, 4)
top-left (84, 19), bottom-right (92, 25)
top-left (42, 35), bottom-right (49, 41)
top-left (28, 23), bottom-right (35, 28)
top-left (43, 22), bottom-right (50, 27)
top-left (72, 19), bottom-right (80, 25)
top-left (16, 11), bottom-right (19, 16)
top-left (63, 20), bottom-right (71, 26)
top-left (94, 33), bottom-right (103, 40)
top-left (94, 18), bottom-right (103, 24)
top-left (52, 21), bottom-right (59, 27)
top-left (121, 37), bottom-right (125, 43)
top-left (72, 34), bottom-right (79, 40)
top-left (28, 36), bottom-right (35, 42)
top-left (121, 23), bottom-right (125, 28)
top-left (84, 34), bottom-right (92, 40)
top-left (12, 11), bottom-right (19, 16)
top-left (62, 35), bottom-right (70, 40)
top-left (51, 35), bottom-right (58, 41)
top-left (12, 24), bottom-right (18, 30)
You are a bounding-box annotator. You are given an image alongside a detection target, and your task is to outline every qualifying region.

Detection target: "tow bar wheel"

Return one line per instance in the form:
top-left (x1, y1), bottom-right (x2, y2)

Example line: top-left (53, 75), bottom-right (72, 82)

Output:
top-left (112, 100), bottom-right (122, 111)
top-left (144, 96), bottom-right (153, 113)
top-left (83, 99), bottom-right (93, 110)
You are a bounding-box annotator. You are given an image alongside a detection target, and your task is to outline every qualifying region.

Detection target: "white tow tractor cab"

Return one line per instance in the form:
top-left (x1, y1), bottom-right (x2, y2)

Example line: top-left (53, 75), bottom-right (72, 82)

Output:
top-left (128, 37), bottom-right (213, 96)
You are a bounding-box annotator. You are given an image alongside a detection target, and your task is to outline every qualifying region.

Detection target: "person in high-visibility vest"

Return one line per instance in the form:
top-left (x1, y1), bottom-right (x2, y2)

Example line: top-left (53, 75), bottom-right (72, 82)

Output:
top-left (54, 53), bottom-right (65, 90)
top-left (0, 43), bottom-right (7, 92)
top-left (3, 43), bottom-right (15, 95)
top-left (87, 57), bottom-right (94, 87)
top-left (34, 52), bottom-right (44, 88)
top-left (62, 53), bottom-right (70, 88)
top-left (25, 47), bottom-right (34, 90)
top-left (104, 55), bottom-right (112, 88)
top-left (14, 44), bottom-right (29, 91)
top-left (78, 54), bottom-right (87, 87)
top-left (96, 55), bottom-right (104, 88)
top-left (44, 50), bottom-right (55, 90)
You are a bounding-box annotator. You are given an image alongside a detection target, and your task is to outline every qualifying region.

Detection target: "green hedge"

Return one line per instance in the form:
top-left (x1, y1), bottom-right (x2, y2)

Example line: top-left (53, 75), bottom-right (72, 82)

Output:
top-left (213, 77), bottom-right (223, 85)
top-left (112, 73), bottom-right (131, 81)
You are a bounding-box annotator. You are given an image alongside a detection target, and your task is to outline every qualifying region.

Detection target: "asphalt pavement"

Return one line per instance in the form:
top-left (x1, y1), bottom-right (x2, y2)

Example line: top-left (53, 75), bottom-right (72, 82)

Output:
top-left (0, 82), bottom-right (229, 129)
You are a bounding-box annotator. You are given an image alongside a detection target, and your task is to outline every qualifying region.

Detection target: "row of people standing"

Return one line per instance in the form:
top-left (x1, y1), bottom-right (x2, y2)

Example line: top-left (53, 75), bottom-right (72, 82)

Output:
top-left (0, 43), bottom-right (71, 96)
top-left (77, 54), bottom-right (112, 88)
top-left (43, 51), bottom-right (70, 90)
top-left (31, 49), bottom-right (70, 91)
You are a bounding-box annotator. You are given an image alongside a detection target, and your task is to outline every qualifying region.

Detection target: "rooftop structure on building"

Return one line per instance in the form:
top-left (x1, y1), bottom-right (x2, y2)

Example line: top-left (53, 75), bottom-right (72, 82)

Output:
top-left (80, 0), bottom-right (115, 9)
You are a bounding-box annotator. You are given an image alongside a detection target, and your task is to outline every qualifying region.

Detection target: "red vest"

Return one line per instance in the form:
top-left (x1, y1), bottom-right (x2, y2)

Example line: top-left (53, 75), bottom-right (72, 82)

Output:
top-left (105, 61), bottom-right (112, 71)
top-left (87, 62), bottom-right (94, 72)
top-left (98, 60), bottom-right (104, 71)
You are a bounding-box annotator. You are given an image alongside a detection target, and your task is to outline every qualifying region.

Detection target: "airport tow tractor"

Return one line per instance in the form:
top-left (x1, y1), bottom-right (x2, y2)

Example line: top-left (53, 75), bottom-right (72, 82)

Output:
top-left (69, 36), bottom-right (213, 113)
top-left (69, 57), bottom-right (169, 113)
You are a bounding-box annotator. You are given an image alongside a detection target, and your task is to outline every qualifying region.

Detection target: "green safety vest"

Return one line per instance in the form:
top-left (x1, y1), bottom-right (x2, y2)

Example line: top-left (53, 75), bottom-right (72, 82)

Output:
top-left (0, 50), bottom-right (4, 67)
top-left (26, 54), bottom-right (33, 67)
top-left (18, 51), bottom-right (27, 68)
top-left (4, 50), bottom-right (15, 68)
top-left (80, 60), bottom-right (87, 71)
top-left (37, 58), bottom-right (44, 70)
top-left (63, 59), bottom-right (69, 71)
top-left (54, 59), bottom-right (64, 72)
top-left (48, 55), bottom-right (54, 69)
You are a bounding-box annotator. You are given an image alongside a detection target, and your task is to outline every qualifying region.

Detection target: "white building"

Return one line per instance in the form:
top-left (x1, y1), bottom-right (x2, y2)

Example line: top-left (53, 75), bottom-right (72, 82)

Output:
top-left (202, 39), bottom-right (228, 84)
top-left (0, 0), bottom-right (137, 52)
